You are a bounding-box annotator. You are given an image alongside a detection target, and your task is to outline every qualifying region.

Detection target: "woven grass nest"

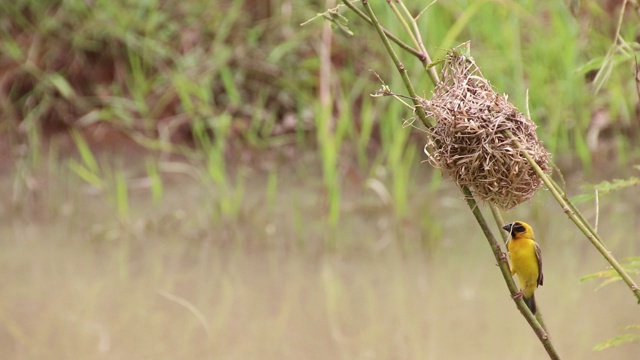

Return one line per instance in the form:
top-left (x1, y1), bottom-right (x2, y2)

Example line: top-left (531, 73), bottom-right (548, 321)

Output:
top-left (422, 48), bottom-right (551, 210)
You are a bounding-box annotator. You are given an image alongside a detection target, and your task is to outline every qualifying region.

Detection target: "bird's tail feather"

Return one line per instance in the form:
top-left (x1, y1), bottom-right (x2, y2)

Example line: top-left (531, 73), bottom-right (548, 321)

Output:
top-left (524, 295), bottom-right (537, 314)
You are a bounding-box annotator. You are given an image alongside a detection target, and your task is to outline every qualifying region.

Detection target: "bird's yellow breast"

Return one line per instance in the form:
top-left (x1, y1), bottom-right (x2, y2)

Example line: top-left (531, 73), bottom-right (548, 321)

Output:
top-left (508, 238), bottom-right (540, 296)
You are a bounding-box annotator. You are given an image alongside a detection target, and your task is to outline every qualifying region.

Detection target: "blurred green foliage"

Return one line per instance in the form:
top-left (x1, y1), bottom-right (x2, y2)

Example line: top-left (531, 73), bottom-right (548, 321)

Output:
top-left (1, 0), bottom-right (638, 166)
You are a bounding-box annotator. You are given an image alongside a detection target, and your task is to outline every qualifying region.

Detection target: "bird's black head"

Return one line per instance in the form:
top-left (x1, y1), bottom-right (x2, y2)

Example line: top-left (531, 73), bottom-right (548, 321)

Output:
top-left (502, 221), bottom-right (528, 238)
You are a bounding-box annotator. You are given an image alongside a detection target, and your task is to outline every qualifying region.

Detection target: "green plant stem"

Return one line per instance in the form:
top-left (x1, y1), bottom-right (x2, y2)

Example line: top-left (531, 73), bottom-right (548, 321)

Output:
top-left (554, 179), bottom-right (600, 241)
top-left (357, 1), bottom-right (561, 358)
top-left (465, 189), bottom-right (558, 358)
top-left (388, 2), bottom-right (420, 57)
top-left (489, 204), bottom-right (509, 244)
top-left (548, 163), bottom-right (605, 245)
top-left (508, 132), bottom-right (640, 303)
top-left (394, 0), bottom-right (440, 85)
top-left (340, 0), bottom-right (424, 60)
top-left (356, 1), bottom-right (433, 129)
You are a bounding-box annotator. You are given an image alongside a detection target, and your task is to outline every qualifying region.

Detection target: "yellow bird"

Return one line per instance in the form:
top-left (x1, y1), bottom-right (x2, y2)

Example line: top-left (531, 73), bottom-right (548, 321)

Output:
top-left (502, 221), bottom-right (543, 314)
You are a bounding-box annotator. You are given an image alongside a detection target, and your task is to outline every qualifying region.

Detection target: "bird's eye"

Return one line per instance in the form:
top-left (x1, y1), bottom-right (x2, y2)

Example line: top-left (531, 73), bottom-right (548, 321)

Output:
top-left (513, 223), bottom-right (526, 233)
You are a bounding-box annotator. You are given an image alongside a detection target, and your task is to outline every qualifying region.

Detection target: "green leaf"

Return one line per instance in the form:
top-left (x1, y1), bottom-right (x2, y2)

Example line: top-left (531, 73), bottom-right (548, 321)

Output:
top-left (580, 270), bottom-right (616, 282)
top-left (593, 333), bottom-right (640, 351)
top-left (594, 178), bottom-right (640, 194)
top-left (115, 171), bottom-right (129, 219)
top-left (146, 158), bottom-right (163, 203)
top-left (70, 129), bottom-right (99, 173)
top-left (570, 193), bottom-right (594, 204)
top-left (574, 177), bottom-right (640, 203)
top-left (1, 36), bottom-right (24, 60)
top-left (581, 257), bottom-right (640, 289)
top-left (326, 11), bottom-right (353, 36)
top-left (47, 73), bottom-right (76, 99)
top-left (68, 159), bottom-right (104, 188)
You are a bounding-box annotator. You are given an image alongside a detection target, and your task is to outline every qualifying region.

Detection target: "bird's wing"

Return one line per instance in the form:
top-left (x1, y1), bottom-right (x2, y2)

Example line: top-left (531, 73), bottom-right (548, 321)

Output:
top-left (535, 242), bottom-right (543, 286)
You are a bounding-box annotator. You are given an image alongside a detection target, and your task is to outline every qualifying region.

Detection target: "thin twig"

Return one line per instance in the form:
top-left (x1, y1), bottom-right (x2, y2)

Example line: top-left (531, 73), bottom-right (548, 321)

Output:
top-left (355, 0), bottom-right (433, 128)
top-left (489, 204), bottom-right (508, 244)
top-left (595, 189), bottom-right (599, 233)
top-left (158, 290), bottom-right (211, 337)
top-left (591, 0), bottom-right (630, 94)
top-left (546, 166), bottom-right (603, 247)
top-left (340, 0), bottom-right (424, 60)
top-left (395, 0), bottom-right (440, 84)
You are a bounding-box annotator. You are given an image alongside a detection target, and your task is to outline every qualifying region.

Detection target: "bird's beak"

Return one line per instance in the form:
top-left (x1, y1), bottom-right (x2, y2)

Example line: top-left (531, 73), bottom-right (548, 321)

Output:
top-left (502, 223), bottom-right (512, 231)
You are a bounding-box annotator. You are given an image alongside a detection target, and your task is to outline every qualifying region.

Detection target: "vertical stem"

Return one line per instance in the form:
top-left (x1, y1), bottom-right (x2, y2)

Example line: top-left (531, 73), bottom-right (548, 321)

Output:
top-left (395, 0), bottom-right (440, 84)
top-left (319, 0), bottom-right (333, 108)
top-left (357, 0), bottom-right (432, 129)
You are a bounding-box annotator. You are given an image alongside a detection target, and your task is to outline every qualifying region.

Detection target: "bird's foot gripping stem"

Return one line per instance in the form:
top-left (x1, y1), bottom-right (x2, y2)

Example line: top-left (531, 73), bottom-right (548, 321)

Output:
top-left (512, 290), bottom-right (524, 300)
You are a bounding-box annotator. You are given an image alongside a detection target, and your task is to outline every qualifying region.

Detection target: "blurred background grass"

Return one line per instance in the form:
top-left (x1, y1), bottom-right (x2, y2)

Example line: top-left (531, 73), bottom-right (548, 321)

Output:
top-left (1, 0), bottom-right (639, 359)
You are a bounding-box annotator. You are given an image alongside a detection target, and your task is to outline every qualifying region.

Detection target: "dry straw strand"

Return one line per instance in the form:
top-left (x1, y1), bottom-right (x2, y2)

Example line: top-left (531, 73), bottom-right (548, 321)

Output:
top-left (423, 48), bottom-right (550, 209)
